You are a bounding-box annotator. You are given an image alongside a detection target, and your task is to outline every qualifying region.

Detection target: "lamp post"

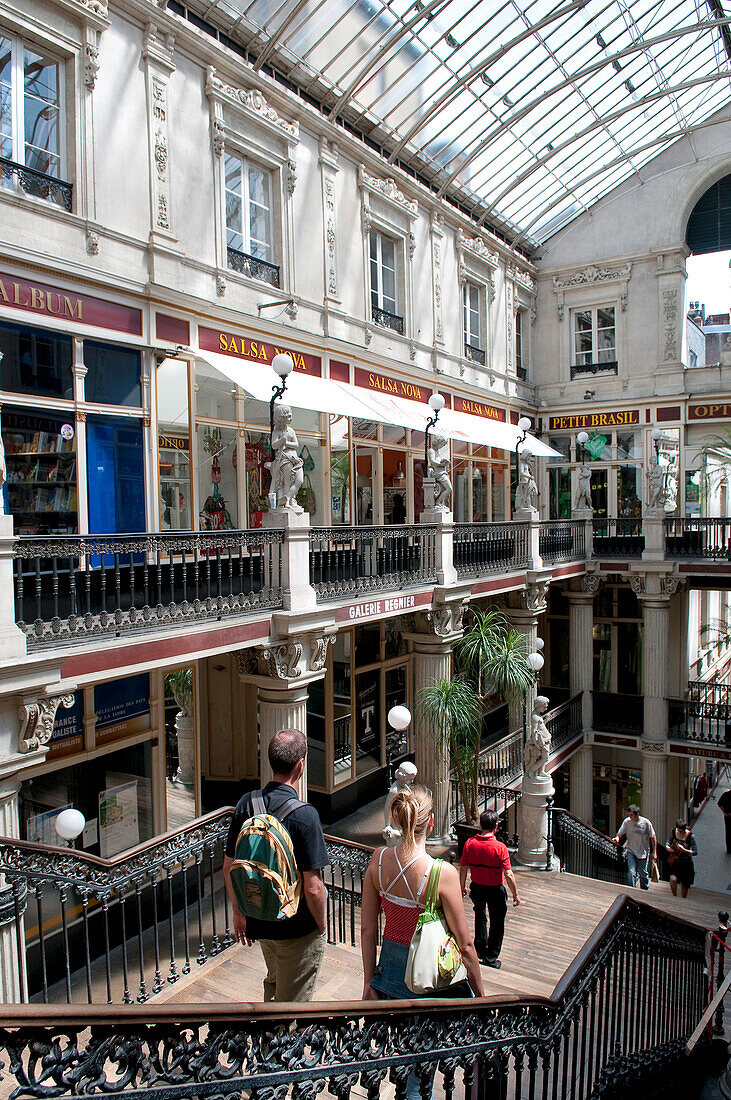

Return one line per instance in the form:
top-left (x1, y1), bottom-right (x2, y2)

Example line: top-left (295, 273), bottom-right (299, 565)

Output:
top-left (651, 426), bottom-right (662, 459)
top-left (513, 416), bottom-right (532, 517)
top-left (424, 392), bottom-right (445, 471)
top-left (269, 353), bottom-right (295, 439)
top-left (387, 704), bottom-right (412, 781)
top-left (576, 430), bottom-right (589, 458)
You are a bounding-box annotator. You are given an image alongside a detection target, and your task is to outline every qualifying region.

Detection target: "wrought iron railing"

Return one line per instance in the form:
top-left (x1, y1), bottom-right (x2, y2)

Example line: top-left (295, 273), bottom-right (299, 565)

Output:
top-left (545, 691), bottom-right (583, 753)
top-left (372, 304), bottom-right (405, 333)
top-left (0, 157), bottom-right (73, 210)
top-left (227, 246), bottom-right (280, 287)
top-left (592, 690), bottom-right (644, 734)
top-left (516, 364), bottom-right (528, 381)
top-left (477, 728), bottom-right (524, 787)
top-left (309, 524), bottom-right (436, 599)
top-left (453, 521), bottom-right (530, 576)
top-left (570, 359), bottom-right (618, 377)
top-left (0, 814), bottom-right (375, 1004)
top-left (464, 341), bottom-right (485, 365)
top-left (538, 519), bottom-right (586, 564)
top-left (0, 895), bottom-right (708, 1100)
top-left (592, 517), bottom-right (644, 557)
top-left (665, 517), bottom-right (731, 560)
top-left (13, 529), bottom-right (283, 647)
top-left (551, 807), bottom-right (627, 883)
top-left (668, 679), bottom-right (731, 748)
top-left (449, 780), bottom-right (521, 844)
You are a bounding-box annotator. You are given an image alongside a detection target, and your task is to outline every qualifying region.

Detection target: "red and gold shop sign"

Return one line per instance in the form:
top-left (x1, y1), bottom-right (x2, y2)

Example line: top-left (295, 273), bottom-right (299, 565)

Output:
top-left (354, 367), bottom-right (449, 405)
top-left (548, 410), bottom-right (639, 431)
top-left (0, 272), bottom-right (143, 334)
top-left (454, 397), bottom-right (506, 422)
top-left (199, 325), bottom-right (321, 376)
top-left (688, 403), bottom-right (731, 421)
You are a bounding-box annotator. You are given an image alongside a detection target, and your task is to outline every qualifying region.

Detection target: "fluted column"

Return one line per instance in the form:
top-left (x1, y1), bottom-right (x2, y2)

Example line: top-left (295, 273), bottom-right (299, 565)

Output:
top-left (258, 683), bottom-right (310, 798)
top-left (0, 776), bottom-right (26, 1002)
top-left (641, 749), bottom-right (668, 840)
top-left (569, 745), bottom-right (593, 823)
top-left (567, 583), bottom-right (597, 731)
top-left (641, 595), bottom-right (671, 742)
top-left (412, 637), bottom-right (453, 843)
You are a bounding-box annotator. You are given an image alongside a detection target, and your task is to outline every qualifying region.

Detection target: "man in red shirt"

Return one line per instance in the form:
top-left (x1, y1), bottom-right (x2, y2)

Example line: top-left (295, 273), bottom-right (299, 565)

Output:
top-left (459, 810), bottom-right (520, 968)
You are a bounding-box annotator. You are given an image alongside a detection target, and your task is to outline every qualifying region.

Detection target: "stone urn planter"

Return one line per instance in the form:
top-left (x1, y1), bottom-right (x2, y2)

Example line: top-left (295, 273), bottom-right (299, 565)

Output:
top-left (165, 670), bottom-right (194, 789)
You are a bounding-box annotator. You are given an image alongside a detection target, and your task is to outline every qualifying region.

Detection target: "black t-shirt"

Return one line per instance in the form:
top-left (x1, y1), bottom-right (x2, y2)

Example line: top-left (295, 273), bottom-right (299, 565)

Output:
top-left (225, 782), bottom-right (329, 941)
top-left (718, 790), bottom-right (731, 813)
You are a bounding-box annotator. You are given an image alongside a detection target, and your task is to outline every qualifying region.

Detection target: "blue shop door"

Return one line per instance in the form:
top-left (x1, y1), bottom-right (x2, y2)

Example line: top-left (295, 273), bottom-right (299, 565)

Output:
top-left (87, 420), bottom-right (145, 571)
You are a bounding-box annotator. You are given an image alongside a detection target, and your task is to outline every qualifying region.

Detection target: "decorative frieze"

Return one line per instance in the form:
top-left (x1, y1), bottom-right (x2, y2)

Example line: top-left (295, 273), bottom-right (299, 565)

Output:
top-left (205, 67), bottom-right (299, 140)
top-left (507, 262), bottom-right (536, 291)
top-left (18, 693), bottom-right (75, 754)
top-left (506, 282), bottom-right (514, 373)
top-left (358, 167), bottom-right (418, 216)
top-left (431, 212), bottom-right (444, 344)
top-left (143, 26), bottom-right (175, 239)
top-left (456, 228), bottom-right (498, 267)
top-left (661, 288), bottom-right (679, 361)
top-left (320, 139), bottom-right (339, 301)
top-left (552, 263), bottom-right (632, 289)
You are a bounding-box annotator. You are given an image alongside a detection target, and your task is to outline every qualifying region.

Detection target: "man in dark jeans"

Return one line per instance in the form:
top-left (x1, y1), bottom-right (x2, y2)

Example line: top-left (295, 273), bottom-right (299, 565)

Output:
top-left (459, 810), bottom-right (520, 969)
top-left (223, 728), bottom-right (329, 1001)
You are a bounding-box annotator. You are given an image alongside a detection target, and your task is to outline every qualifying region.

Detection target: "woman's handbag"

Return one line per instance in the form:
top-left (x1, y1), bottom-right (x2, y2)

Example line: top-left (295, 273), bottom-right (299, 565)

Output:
top-left (405, 859), bottom-right (467, 994)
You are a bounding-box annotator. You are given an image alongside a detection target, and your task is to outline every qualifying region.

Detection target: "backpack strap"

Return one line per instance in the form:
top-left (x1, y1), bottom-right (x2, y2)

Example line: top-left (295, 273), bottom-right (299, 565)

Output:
top-left (250, 791), bottom-right (266, 816)
top-left (274, 795), bottom-right (304, 823)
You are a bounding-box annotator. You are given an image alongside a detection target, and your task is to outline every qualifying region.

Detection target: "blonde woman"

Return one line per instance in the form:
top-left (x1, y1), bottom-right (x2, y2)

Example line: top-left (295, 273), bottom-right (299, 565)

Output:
top-left (361, 785), bottom-right (484, 1002)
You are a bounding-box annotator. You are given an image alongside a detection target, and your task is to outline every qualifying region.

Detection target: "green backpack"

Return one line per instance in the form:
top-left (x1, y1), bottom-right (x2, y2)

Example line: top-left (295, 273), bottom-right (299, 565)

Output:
top-left (228, 791), bottom-right (302, 922)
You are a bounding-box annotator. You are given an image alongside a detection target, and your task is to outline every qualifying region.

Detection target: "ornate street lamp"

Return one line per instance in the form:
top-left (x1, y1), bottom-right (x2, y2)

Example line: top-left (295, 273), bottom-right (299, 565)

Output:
top-left (424, 392), bottom-right (445, 471)
top-left (269, 353), bottom-right (295, 439)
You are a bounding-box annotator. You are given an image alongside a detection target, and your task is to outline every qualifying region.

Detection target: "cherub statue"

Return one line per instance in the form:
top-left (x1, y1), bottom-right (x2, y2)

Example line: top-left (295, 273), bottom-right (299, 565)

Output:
top-left (574, 464), bottom-right (592, 513)
top-left (524, 696), bottom-right (551, 781)
top-left (269, 404), bottom-right (304, 512)
top-left (664, 467), bottom-right (678, 513)
top-left (383, 761), bottom-right (418, 846)
top-left (646, 455), bottom-right (666, 514)
top-left (427, 432), bottom-right (452, 511)
top-left (515, 451), bottom-right (538, 513)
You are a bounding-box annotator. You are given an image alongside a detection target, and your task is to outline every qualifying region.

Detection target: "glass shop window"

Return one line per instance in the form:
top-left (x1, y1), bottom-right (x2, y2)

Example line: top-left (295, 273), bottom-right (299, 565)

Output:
top-left (333, 632), bottom-right (352, 787)
top-left (84, 342), bottom-right (142, 406)
top-left (198, 424), bottom-right (238, 529)
top-left (3, 406), bottom-right (77, 534)
top-left (355, 667), bottom-right (381, 777)
top-left (0, 320), bottom-right (72, 399)
top-left (330, 415), bottom-right (350, 525)
top-left (245, 430), bottom-right (272, 528)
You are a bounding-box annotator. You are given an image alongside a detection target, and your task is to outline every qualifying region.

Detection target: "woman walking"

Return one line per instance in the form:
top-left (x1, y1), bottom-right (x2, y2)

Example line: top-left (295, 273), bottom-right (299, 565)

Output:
top-left (666, 819), bottom-right (697, 898)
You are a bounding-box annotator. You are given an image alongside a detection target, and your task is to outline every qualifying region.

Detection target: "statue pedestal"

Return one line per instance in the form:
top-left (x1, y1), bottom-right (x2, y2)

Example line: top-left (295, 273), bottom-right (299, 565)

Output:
top-left (518, 774), bottom-right (555, 870)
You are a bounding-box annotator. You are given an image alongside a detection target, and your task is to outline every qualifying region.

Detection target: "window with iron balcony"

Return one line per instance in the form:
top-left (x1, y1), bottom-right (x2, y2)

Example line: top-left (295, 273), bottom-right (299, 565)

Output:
top-left (463, 281), bottom-right (485, 365)
top-left (571, 306), bottom-right (617, 378)
top-left (224, 153), bottom-right (280, 287)
top-left (515, 309), bottom-right (526, 380)
top-left (0, 34), bottom-right (71, 211)
top-left (370, 229), bottom-right (404, 334)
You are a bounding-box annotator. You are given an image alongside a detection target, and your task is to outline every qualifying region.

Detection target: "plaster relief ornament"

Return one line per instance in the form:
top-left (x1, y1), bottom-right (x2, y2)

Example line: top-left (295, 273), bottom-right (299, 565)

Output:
top-left (270, 404), bottom-right (304, 512)
top-left (515, 452), bottom-right (538, 514)
top-left (524, 695), bottom-right (551, 781)
top-left (427, 432), bottom-right (452, 511)
top-left (383, 761), bottom-right (418, 846)
top-left (574, 464), bottom-right (593, 513)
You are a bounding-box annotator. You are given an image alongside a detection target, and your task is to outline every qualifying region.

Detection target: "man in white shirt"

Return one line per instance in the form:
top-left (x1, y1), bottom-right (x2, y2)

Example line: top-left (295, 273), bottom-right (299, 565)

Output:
top-left (613, 804), bottom-right (657, 891)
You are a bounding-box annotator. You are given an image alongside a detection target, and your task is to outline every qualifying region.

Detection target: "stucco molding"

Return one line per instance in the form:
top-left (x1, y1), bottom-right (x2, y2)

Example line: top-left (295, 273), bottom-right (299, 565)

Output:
top-left (205, 67), bottom-right (299, 141)
top-left (358, 166), bottom-right (418, 218)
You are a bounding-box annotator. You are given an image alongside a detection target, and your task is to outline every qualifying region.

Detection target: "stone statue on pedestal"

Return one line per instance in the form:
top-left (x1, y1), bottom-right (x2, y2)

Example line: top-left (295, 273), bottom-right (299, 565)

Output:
top-left (574, 464), bottom-right (592, 513)
top-left (270, 404), bottom-right (304, 512)
top-left (427, 433), bottom-right (452, 512)
top-left (515, 452), bottom-right (538, 514)
top-left (646, 455), bottom-right (666, 515)
top-left (383, 761), bottom-right (418, 846)
top-left (524, 695), bottom-right (551, 781)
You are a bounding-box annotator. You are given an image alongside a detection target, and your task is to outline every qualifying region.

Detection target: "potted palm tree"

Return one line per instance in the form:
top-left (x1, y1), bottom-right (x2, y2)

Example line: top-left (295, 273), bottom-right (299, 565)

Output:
top-left (165, 669), bottom-right (195, 789)
top-left (418, 608), bottom-right (536, 845)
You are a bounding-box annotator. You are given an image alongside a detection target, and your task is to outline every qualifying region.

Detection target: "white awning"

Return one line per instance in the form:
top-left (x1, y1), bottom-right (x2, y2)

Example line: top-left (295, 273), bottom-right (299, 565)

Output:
top-left (186, 352), bottom-right (559, 457)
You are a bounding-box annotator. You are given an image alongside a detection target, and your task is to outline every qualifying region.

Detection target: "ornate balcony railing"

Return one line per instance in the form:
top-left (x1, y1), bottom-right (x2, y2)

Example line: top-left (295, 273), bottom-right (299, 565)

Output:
top-left (665, 517), bottom-right (731, 559)
top-left (449, 780), bottom-right (521, 843)
top-left (545, 691), bottom-right (583, 753)
top-left (464, 341), bottom-right (485, 365)
top-left (592, 517), bottom-right (644, 557)
top-left (0, 814), bottom-right (375, 1003)
top-left (13, 529), bottom-right (283, 647)
top-left (372, 305), bottom-right (405, 334)
top-left (0, 157), bottom-right (73, 211)
top-left (538, 519), bottom-right (586, 563)
top-left (668, 680), bottom-right (731, 748)
top-left (551, 807), bottom-right (627, 883)
top-left (0, 895), bottom-right (708, 1100)
top-left (453, 520), bottom-right (530, 576)
top-left (309, 524), bottom-right (436, 600)
top-left (592, 690), bottom-right (644, 734)
top-left (227, 246), bottom-right (280, 287)
top-left (516, 364), bottom-right (528, 381)
top-left (570, 359), bottom-right (618, 378)
top-left (477, 728), bottom-right (524, 787)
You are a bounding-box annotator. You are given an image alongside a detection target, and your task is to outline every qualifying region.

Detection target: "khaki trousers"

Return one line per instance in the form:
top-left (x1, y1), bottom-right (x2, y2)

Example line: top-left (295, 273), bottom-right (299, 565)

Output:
top-left (259, 929), bottom-right (326, 1002)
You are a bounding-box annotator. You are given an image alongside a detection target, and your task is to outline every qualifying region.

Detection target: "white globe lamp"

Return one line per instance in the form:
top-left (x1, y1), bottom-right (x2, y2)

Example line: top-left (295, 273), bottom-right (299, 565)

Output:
top-left (55, 808), bottom-right (86, 844)
top-left (272, 353), bottom-right (295, 378)
top-left (388, 705), bottom-right (412, 731)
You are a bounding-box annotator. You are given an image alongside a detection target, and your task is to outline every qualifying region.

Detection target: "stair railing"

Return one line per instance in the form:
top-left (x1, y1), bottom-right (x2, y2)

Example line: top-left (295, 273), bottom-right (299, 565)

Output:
top-left (551, 806), bottom-right (627, 883)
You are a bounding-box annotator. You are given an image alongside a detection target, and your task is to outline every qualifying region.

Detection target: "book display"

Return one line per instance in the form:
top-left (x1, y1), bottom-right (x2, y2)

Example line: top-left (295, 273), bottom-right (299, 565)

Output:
top-left (3, 411), bottom-right (78, 534)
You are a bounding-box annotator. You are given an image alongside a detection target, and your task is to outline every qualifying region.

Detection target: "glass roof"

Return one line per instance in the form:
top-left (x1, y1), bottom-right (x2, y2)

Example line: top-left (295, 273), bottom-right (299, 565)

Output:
top-left (197, 0), bottom-right (731, 249)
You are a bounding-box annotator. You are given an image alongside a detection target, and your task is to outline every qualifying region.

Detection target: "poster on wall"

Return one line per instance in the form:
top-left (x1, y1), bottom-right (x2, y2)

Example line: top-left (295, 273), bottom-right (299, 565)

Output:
top-left (95, 674), bottom-right (150, 746)
top-left (48, 691), bottom-right (84, 759)
top-left (27, 805), bottom-right (71, 845)
top-left (99, 781), bottom-right (139, 857)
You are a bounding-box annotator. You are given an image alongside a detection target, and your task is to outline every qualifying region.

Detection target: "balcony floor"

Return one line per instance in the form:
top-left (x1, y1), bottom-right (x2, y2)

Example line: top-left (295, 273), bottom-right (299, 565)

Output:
top-left (154, 869), bottom-right (727, 1006)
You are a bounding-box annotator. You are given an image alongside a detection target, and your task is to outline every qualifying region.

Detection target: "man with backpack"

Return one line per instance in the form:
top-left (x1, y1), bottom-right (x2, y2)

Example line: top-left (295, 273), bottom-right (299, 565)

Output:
top-left (223, 728), bottom-right (329, 1001)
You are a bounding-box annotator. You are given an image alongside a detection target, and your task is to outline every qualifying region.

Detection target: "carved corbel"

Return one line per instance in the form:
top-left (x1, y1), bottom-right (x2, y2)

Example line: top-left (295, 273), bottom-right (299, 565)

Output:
top-left (212, 117), bottom-right (225, 158)
top-left (84, 43), bottom-right (100, 89)
top-left (261, 642), bottom-right (303, 679)
top-left (581, 573), bottom-right (603, 595)
top-left (628, 575), bottom-right (644, 596)
top-left (427, 606), bottom-right (453, 637)
top-left (235, 648), bottom-right (259, 677)
top-left (525, 581), bottom-right (549, 613)
top-left (309, 634), bottom-right (335, 673)
top-left (286, 158), bottom-right (297, 195)
top-left (661, 575), bottom-right (682, 597)
top-left (18, 694), bottom-right (75, 754)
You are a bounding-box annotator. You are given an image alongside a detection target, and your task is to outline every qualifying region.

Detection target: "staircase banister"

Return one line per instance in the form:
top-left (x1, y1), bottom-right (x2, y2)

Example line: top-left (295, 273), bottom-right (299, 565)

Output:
top-left (551, 806), bottom-right (623, 851)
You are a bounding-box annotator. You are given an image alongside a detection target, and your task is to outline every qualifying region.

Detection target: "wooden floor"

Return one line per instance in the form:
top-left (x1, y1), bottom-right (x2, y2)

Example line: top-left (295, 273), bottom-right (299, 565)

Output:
top-left (156, 870), bottom-right (729, 1006)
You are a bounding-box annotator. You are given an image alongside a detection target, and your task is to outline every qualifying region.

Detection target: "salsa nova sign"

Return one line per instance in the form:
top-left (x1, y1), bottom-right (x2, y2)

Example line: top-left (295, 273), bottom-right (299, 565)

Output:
top-left (353, 367), bottom-right (448, 404)
top-left (335, 591), bottom-right (432, 623)
top-left (548, 410), bottom-right (640, 430)
top-left (199, 325), bottom-right (321, 375)
top-left (453, 397), bottom-right (506, 422)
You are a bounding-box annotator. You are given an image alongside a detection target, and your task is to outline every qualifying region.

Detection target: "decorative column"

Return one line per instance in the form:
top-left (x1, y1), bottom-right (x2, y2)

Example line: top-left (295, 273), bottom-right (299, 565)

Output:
top-left (0, 776), bottom-right (25, 1002)
top-left (569, 746), bottom-right (594, 823)
top-left (319, 138), bottom-right (340, 305)
top-left (142, 24), bottom-right (176, 254)
top-left (506, 580), bottom-right (549, 727)
top-left (567, 574), bottom-right (600, 731)
top-left (236, 633), bottom-right (333, 800)
top-left (407, 603), bottom-right (466, 844)
top-left (263, 510), bottom-right (318, 613)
